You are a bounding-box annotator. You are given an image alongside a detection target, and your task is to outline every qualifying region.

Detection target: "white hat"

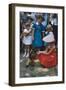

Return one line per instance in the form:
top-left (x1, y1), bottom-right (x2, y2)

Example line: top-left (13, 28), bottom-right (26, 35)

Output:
top-left (43, 32), bottom-right (55, 43)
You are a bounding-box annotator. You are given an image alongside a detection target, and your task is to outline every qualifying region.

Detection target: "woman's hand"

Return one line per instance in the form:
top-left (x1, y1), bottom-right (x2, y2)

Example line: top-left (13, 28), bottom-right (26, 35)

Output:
top-left (37, 51), bottom-right (42, 54)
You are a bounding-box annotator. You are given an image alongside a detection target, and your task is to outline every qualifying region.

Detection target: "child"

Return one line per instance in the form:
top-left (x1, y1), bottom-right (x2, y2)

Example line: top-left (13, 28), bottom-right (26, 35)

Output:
top-left (32, 15), bottom-right (45, 50)
top-left (43, 24), bottom-right (54, 43)
top-left (22, 23), bottom-right (33, 58)
top-left (37, 25), bottom-right (57, 68)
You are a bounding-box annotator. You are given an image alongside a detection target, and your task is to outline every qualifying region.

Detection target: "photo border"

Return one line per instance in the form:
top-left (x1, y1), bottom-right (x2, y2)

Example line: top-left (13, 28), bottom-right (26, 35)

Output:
top-left (9, 3), bottom-right (64, 86)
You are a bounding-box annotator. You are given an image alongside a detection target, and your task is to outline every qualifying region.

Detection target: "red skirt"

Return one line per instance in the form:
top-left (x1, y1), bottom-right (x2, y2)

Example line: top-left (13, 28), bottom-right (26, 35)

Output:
top-left (37, 51), bottom-right (57, 68)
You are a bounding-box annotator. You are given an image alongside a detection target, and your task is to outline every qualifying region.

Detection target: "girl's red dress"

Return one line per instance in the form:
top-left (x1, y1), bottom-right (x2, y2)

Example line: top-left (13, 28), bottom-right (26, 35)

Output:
top-left (37, 50), bottom-right (57, 68)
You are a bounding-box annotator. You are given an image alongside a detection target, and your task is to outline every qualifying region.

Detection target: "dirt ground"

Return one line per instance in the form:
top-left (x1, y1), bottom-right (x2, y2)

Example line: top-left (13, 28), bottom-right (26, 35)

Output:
top-left (20, 54), bottom-right (58, 77)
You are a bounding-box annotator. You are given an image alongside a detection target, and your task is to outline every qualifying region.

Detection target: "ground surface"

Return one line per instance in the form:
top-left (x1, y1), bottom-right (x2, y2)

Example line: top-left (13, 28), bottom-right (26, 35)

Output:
top-left (20, 53), bottom-right (58, 77)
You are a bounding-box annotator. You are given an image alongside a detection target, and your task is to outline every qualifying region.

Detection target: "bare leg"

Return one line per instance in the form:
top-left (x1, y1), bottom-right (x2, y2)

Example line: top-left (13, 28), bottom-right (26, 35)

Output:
top-left (26, 45), bottom-right (31, 57)
top-left (26, 45), bottom-right (32, 67)
top-left (22, 45), bottom-right (26, 57)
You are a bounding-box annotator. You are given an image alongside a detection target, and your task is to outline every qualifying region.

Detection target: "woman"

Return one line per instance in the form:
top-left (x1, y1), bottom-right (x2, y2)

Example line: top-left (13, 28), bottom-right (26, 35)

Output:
top-left (32, 15), bottom-right (45, 49)
top-left (37, 25), bottom-right (57, 68)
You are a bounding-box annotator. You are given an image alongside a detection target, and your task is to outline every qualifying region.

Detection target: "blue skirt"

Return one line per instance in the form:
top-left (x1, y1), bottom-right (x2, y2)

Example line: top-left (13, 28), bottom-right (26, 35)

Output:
top-left (32, 32), bottom-right (43, 47)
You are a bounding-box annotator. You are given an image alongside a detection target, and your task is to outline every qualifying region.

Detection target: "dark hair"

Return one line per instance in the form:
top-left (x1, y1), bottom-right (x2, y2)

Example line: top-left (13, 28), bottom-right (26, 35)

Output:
top-left (36, 15), bottom-right (43, 21)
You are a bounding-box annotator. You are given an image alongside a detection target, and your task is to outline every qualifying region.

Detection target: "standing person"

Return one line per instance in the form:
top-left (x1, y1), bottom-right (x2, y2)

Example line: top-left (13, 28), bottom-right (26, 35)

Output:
top-left (32, 15), bottom-right (45, 50)
top-left (22, 23), bottom-right (33, 58)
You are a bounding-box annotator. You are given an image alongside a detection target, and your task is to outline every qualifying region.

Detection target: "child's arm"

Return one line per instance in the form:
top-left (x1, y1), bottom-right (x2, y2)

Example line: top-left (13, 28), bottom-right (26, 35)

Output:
top-left (25, 29), bottom-right (32, 36)
top-left (32, 28), bottom-right (34, 40)
top-left (23, 32), bottom-right (28, 36)
top-left (20, 32), bottom-right (27, 37)
top-left (22, 29), bottom-right (29, 36)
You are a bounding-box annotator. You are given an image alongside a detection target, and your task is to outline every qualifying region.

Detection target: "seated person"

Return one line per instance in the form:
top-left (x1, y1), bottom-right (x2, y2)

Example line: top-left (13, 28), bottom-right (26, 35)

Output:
top-left (37, 25), bottom-right (57, 68)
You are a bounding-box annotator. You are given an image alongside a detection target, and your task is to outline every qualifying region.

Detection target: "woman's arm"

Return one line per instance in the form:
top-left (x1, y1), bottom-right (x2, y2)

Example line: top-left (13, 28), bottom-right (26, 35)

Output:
top-left (37, 46), bottom-right (49, 54)
top-left (45, 47), bottom-right (54, 55)
top-left (37, 47), bottom-right (55, 55)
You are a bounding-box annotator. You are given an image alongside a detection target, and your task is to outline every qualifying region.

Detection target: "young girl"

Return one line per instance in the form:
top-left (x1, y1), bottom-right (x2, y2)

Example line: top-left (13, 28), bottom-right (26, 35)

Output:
top-left (37, 25), bottom-right (57, 68)
top-left (32, 15), bottom-right (45, 50)
top-left (22, 23), bottom-right (33, 58)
